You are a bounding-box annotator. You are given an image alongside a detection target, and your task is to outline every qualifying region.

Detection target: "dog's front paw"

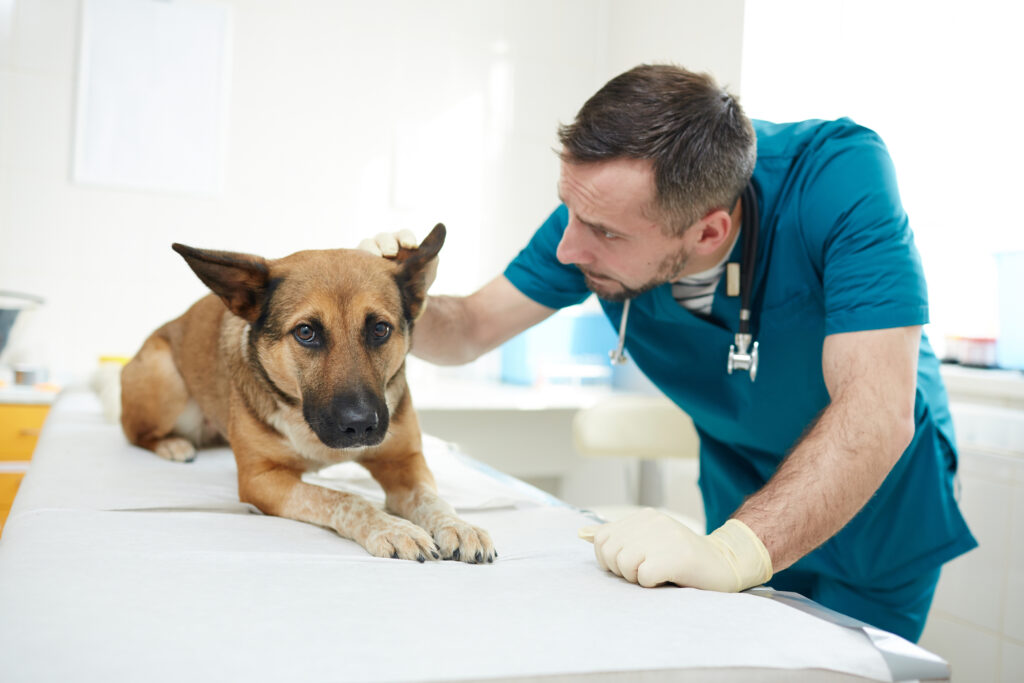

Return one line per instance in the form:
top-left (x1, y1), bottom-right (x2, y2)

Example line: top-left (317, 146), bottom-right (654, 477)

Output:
top-left (363, 516), bottom-right (441, 563)
top-left (154, 437), bottom-right (197, 463)
top-left (431, 518), bottom-right (496, 564)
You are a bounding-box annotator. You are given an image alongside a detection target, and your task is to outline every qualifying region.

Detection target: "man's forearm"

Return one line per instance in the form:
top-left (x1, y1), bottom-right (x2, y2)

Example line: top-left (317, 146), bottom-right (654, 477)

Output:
top-left (410, 275), bottom-right (557, 367)
top-left (410, 295), bottom-right (485, 365)
top-left (732, 393), bottom-right (914, 573)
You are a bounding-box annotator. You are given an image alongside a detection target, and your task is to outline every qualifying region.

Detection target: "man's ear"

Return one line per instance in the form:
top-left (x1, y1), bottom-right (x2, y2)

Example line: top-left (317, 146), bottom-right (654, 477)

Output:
top-left (692, 209), bottom-right (733, 254)
top-left (690, 207), bottom-right (735, 257)
top-left (171, 243), bottom-right (271, 322)
top-left (393, 223), bottom-right (445, 321)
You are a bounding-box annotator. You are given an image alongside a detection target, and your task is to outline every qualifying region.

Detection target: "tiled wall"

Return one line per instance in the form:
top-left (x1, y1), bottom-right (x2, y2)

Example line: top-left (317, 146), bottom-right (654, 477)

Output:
top-left (920, 401), bottom-right (1024, 682)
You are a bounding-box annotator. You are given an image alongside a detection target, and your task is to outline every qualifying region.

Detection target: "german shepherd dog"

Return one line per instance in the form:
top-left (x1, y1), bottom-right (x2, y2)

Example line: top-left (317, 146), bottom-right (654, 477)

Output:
top-left (120, 224), bottom-right (495, 563)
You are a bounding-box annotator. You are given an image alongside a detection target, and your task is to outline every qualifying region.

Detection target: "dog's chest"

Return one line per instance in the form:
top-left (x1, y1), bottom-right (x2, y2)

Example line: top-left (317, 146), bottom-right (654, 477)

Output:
top-left (265, 408), bottom-right (366, 468)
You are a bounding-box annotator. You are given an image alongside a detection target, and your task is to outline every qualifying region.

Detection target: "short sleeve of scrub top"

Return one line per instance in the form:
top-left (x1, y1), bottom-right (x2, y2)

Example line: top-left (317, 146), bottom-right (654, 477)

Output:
top-left (503, 204), bottom-right (590, 309)
top-left (795, 125), bottom-right (929, 335)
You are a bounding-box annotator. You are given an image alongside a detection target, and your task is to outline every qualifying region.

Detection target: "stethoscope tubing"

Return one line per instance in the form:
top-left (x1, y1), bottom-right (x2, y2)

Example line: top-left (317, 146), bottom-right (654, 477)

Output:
top-left (738, 182), bottom-right (760, 335)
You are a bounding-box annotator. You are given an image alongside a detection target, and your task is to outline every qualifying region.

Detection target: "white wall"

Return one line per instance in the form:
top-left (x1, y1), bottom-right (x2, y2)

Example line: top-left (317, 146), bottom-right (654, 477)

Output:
top-left (0, 0), bottom-right (743, 384)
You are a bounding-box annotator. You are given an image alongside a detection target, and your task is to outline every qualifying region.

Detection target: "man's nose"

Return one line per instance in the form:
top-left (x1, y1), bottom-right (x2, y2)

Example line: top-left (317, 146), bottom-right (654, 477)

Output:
top-left (556, 216), bottom-right (592, 266)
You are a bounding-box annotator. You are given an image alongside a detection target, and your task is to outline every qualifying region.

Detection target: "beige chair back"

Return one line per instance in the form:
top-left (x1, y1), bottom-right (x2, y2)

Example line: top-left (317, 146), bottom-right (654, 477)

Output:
top-left (573, 394), bottom-right (699, 460)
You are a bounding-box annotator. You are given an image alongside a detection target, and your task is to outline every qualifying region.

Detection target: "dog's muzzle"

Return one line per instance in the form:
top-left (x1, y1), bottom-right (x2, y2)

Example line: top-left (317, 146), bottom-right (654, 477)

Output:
top-left (304, 390), bottom-right (389, 449)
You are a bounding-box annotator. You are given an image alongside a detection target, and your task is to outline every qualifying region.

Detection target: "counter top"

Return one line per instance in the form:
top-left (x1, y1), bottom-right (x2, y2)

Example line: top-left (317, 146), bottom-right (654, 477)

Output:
top-left (409, 376), bottom-right (616, 412)
top-left (0, 383), bottom-right (60, 406)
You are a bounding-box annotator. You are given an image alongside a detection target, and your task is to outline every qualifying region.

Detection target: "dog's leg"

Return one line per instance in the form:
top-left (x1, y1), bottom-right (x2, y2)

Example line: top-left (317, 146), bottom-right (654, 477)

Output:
top-left (230, 408), bottom-right (441, 561)
top-left (120, 335), bottom-right (197, 463)
top-left (241, 463), bottom-right (442, 561)
top-left (361, 453), bottom-right (496, 564)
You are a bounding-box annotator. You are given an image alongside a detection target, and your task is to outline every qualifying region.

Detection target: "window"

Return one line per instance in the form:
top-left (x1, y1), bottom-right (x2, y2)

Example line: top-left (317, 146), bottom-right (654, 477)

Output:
top-left (740, 0), bottom-right (1024, 356)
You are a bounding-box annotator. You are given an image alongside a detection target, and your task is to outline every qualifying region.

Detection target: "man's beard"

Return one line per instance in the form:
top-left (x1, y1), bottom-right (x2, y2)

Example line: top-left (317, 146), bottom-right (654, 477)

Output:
top-left (579, 244), bottom-right (691, 302)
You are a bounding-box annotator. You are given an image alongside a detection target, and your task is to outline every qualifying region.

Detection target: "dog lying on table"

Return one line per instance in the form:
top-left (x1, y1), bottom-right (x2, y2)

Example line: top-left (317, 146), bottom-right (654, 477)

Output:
top-left (120, 224), bottom-right (495, 564)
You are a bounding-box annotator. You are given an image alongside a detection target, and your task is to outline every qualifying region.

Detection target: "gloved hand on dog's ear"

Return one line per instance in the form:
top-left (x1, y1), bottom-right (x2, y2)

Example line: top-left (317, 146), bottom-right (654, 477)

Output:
top-left (358, 229), bottom-right (440, 296)
top-left (358, 230), bottom-right (419, 258)
top-left (578, 508), bottom-right (773, 592)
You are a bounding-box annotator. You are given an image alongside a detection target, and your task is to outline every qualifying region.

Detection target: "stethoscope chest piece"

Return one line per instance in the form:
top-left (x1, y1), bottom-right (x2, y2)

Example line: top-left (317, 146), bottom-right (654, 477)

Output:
top-left (727, 334), bottom-right (758, 381)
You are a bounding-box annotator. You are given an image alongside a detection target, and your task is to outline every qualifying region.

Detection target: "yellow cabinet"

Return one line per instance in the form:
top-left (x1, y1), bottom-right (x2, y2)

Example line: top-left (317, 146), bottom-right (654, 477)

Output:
top-left (0, 471), bottom-right (26, 535)
top-left (0, 403), bottom-right (50, 461)
top-left (0, 399), bottom-right (53, 536)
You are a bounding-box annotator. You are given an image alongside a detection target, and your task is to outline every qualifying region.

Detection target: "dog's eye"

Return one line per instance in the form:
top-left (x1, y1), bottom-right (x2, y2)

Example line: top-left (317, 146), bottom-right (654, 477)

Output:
top-left (294, 324), bottom-right (317, 344)
top-left (372, 322), bottom-right (392, 341)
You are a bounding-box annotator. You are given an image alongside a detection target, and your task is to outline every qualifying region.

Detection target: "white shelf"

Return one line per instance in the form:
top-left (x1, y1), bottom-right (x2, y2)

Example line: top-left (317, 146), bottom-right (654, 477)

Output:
top-left (0, 385), bottom-right (59, 406)
top-left (940, 364), bottom-right (1024, 409)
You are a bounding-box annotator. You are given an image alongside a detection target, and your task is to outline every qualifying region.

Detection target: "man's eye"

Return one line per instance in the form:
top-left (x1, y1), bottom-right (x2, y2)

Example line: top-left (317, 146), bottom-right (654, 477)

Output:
top-left (587, 224), bottom-right (619, 240)
top-left (294, 324), bottom-right (316, 344)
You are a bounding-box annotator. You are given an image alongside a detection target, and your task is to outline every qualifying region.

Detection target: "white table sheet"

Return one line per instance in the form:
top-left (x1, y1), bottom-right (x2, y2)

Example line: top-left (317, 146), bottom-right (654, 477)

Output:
top-left (0, 392), bottom-right (948, 682)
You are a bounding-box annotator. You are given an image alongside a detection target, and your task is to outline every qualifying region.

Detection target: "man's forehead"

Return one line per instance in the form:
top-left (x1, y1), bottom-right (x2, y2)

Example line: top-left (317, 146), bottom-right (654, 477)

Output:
top-left (559, 156), bottom-right (653, 185)
top-left (558, 158), bottom-right (662, 227)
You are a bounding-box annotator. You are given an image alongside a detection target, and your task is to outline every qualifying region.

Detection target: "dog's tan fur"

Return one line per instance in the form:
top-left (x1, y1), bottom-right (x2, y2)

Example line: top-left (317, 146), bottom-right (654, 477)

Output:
top-left (120, 225), bottom-right (495, 563)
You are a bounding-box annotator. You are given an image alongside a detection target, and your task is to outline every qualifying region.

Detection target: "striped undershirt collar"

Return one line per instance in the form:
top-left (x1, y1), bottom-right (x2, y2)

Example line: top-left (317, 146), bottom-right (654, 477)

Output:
top-left (671, 228), bottom-right (741, 315)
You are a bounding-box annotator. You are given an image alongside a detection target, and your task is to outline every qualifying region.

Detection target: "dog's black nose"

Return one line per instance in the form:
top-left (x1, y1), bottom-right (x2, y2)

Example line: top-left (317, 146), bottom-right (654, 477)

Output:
top-left (337, 404), bottom-right (380, 437)
top-left (304, 390), bottom-right (389, 449)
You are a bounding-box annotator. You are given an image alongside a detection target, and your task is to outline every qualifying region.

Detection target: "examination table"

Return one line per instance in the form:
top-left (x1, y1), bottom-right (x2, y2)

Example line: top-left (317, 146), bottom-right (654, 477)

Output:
top-left (0, 391), bottom-right (950, 682)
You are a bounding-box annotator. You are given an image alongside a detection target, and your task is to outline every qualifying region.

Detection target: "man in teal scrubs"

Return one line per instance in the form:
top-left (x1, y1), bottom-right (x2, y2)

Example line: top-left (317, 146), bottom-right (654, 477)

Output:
top-left (365, 64), bottom-right (976, 642)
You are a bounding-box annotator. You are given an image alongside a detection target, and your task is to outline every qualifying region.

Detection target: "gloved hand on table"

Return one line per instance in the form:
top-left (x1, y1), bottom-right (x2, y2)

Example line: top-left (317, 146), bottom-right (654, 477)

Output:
top-left (579, 507), bottom-right (773, 591)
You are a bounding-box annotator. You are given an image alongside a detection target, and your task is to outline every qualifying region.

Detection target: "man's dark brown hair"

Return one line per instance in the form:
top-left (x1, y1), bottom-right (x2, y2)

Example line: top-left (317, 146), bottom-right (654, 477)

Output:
top-left (558, 64), bottom-right (756, 235)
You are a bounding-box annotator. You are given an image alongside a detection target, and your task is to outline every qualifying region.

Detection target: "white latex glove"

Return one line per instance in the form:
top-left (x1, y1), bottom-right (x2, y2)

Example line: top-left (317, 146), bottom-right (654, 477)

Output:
top-left (578, 508), bottom-right (772, 591)
top-left (357, 230), bottom-right (418, 257)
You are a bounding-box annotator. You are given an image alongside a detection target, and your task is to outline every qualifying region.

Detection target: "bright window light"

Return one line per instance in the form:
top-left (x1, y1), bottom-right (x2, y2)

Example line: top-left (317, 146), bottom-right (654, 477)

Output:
top-left (740, 0), bottom-right (1024, 354)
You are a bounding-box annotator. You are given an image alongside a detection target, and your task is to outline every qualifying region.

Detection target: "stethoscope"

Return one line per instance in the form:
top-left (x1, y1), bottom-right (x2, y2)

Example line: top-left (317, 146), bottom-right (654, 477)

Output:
top-left (610, 182), bottom-right (760, 381)
top-left (726, 182), bottom-right (759, 381)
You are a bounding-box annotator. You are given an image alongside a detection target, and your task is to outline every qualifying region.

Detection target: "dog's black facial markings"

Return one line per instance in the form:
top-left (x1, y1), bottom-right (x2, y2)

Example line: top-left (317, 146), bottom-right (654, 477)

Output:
top-left (251, 277), bottom-right (284, 339)
top-left (246, 326), bottom-right (299, 408)
top-left (393, 271), bottom-right (419, 323)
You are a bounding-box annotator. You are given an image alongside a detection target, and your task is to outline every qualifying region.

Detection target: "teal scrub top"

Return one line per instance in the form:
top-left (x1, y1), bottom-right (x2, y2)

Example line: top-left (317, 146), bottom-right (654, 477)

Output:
top-left (504, 118), bottom-right (977, 586)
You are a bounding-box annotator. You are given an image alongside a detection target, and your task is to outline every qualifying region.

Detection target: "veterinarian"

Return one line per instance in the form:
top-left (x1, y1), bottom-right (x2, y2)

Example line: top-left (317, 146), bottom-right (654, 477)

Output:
top-left (362, 64), bottom-right (976, 642)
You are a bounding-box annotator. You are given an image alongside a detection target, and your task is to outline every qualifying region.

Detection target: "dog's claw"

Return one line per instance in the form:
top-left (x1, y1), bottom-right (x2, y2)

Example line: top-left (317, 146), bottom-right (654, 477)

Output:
top-left (429, 520), bottom-right (494, 564)
top-left (365, 516), bottom-right (443, 562)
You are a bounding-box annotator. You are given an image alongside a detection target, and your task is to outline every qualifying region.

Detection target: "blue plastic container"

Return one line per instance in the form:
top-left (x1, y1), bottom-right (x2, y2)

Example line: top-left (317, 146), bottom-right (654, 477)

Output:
top-left (500, 308), bottom-right (617, 386)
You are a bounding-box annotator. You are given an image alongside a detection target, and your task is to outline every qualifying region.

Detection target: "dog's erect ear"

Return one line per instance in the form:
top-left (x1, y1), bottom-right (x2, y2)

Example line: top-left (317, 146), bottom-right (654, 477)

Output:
top-left (171, 243), bottom-right (271, 323)
top-left (394, 223), bottom-right (446, 321)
